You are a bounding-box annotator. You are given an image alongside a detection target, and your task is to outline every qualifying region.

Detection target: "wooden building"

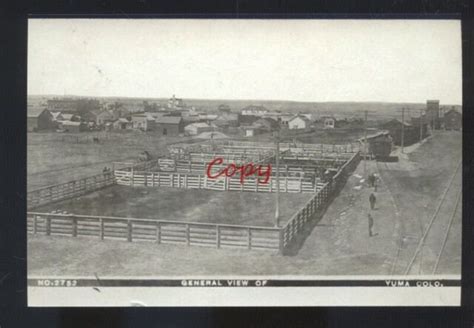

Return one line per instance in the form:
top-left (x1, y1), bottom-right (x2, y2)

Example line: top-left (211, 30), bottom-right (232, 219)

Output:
top-left (156, 116), bottom-right (184, 136)
top-left (184, 122), bottom-right (213, 136)
top-left (288, 115), bottom-right (311, 129)
top-left (27, 107), bottom-right (55, 132)
top-left (444, 109), bottom-right (462, 130)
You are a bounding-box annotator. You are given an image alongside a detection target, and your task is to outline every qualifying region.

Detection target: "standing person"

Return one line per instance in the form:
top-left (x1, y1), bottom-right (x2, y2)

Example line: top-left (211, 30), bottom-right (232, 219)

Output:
top-left (369, 192), bottom-right (376, 210)
top-left (368, 173), bottom-right (375, 187)
top-left (373, 174), bottom-right (378, 191)
top-left (368, 213), bottom-right (374, 237)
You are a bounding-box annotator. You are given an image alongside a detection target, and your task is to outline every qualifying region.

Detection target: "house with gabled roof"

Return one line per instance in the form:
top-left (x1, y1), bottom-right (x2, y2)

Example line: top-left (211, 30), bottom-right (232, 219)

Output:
top-left (288, 115), bottom-right (311, 130)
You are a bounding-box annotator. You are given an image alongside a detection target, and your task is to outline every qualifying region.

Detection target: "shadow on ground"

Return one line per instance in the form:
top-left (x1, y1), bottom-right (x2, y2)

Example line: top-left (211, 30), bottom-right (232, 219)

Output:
top-left (282, 192), bottom-right (338, 256)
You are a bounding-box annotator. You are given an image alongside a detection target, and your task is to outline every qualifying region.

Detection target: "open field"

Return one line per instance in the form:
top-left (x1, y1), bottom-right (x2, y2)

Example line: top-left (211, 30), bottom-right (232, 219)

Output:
top-left (33, 185), bottom-right (311, 227)
top-left (27, 132), bottom-right (195, 190)
top-left (28, 131), bottom-right (461, 276)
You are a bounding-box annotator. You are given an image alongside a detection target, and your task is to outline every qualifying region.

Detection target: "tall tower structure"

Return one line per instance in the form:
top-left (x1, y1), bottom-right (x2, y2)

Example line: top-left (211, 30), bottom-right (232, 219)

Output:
top-left (426, 100), bottom-right (440, 129)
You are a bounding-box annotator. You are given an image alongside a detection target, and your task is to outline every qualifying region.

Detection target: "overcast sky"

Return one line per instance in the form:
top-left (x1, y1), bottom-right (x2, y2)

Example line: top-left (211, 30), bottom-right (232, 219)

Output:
top-left (28, 19), bottom-right (462, 104)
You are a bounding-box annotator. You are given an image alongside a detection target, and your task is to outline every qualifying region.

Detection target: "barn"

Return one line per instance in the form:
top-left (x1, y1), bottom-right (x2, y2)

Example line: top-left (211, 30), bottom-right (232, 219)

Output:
top-left (27, 107), bottom-right (55, 132)
top-left (156, 116), bottom-right (184, 136)
top-left (444, 109), bottom-right (462, 130)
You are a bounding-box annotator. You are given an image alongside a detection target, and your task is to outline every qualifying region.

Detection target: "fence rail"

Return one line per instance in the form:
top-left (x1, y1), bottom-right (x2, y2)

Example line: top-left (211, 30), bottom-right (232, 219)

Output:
top-left (114, 169), bottom-right (322, 193)
top-left (27, 173), bottom-right (116, 210)
top-left (27, 212), bottom-right (281, 252)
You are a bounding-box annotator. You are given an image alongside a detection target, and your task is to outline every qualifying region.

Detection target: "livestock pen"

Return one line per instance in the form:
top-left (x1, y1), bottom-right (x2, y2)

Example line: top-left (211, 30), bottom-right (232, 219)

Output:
top-left (27, 142), bottom-right (361, 254)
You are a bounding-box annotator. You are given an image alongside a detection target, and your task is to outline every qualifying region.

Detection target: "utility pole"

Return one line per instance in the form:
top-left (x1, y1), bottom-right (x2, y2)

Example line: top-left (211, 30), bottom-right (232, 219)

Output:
top-left (419, 108), bottom-right (423, 143)
top-left (364, 110), bottom-right (368, 177)
top-left (274, 128), bottom-right (280, 227)
top-left (401, 108), bottom-right (405, 153)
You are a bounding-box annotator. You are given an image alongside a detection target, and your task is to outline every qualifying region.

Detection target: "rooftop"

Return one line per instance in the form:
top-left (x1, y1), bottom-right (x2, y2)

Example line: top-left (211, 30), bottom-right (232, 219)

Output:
top-left (156, 116), bottom-right (183, 124)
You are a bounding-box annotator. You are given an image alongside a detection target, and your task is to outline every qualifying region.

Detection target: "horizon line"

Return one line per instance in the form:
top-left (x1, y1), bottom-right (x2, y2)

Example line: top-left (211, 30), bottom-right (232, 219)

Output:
top-left (27, 94), bottom-right (462, 106)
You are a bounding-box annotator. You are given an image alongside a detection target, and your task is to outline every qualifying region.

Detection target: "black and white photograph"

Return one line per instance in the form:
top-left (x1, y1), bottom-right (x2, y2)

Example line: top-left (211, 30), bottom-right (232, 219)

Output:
top-left (26, 19), bottom-right (462, 306)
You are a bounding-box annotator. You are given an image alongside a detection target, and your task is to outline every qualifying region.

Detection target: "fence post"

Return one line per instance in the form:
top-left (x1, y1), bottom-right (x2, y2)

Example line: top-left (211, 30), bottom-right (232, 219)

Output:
top-left (127, 220), bottom-right (132, 242)
top-left (100, 218), bottom-right (104, 240)
top-left (72, 216), bottom-right (77, 237)
top-left (279, 228), bottom-right (284, 254)
top-left (156, 222), bottom-right (161, 244)
top-left (33, 215), bottom-right (38, 234)
top-left (216, 225), bottom-right (220, 248)
top-left (131, 167), bottom-right (134, 186)
top-left (151, 172), bottom-right (155, 187)
top-left (186, 224), bottom-right (190, 246)
top-left (248, 228), bottom-right (252, 250)
top-left (46, 216), bottom-right (51, 236)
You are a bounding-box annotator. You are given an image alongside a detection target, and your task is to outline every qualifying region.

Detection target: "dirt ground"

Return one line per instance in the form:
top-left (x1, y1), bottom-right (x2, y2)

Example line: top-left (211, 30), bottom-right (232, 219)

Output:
top-left (28, 131), bottom-right (462, 277)
top-left (34, 186), bottom-right (312, 227)
top-left (376, 130), bottom-right (462, 275)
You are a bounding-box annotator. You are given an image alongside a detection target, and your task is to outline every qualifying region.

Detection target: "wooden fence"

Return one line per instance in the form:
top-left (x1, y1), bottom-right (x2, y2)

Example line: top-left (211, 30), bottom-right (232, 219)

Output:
top-left (27, 212), bottom-right (282, 252)
top-left (282, 151), bottom-right (361, 248)
top-left (114, 169), bottom-right (321, 193)
top-left (27, 173), bottom-right (115, 210)
top-left (281, 182), bottom-right (331, 248)
top-left (169, 141), bottom-right (360, 157)
top-left (28, 159), bottom-right (159, 210)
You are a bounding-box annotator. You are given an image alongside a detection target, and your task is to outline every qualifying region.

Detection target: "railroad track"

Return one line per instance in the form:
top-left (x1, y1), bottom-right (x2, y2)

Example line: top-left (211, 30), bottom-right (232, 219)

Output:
top-left (403, 158), bottom-right (462, 275)
top-left (378, 160), bottom-right (426, 275)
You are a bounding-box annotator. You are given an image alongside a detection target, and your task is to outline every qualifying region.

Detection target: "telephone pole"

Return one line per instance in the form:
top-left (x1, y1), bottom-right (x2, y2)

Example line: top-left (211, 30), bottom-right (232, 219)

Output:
top-left (274, 128), bottom-right (280, 227)
top-left (419, 108), bottom-right (423, 143)
top-left (401, 108), bottom-right (405, 153)
top-left (364, 110), bottom-right (368, 177)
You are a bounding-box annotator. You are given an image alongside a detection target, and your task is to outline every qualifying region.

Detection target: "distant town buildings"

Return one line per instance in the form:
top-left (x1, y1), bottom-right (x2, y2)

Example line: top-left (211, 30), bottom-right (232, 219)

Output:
top-left (241, 105), bottom-right (268, 116)
top-left (167, 95), bottom-right (185, 109)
